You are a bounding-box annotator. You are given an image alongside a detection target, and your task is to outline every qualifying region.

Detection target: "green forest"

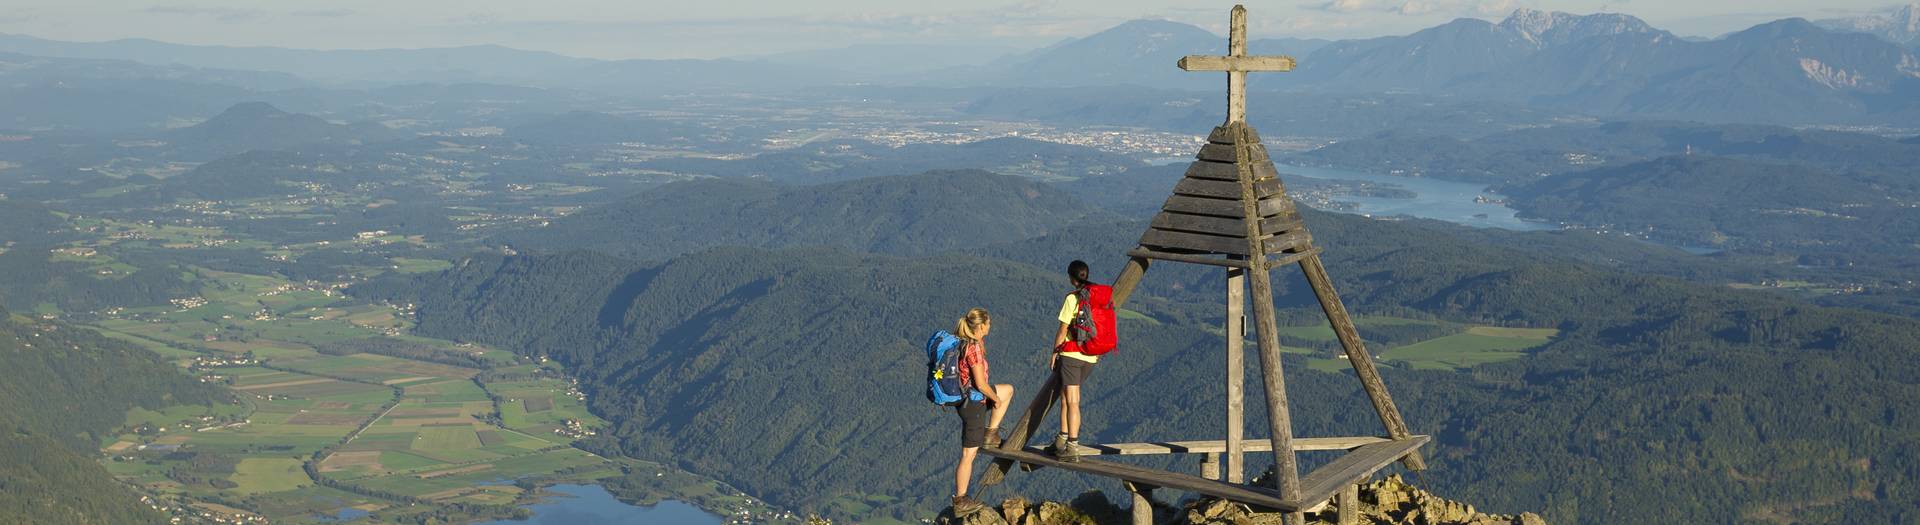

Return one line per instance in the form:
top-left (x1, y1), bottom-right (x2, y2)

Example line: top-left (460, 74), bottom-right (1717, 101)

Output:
top-left (362, 204), bottom-right (1920, 523)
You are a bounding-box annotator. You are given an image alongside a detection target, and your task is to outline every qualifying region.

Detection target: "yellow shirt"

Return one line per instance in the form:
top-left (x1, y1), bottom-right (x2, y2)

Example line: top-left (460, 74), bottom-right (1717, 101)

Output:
top-left (1057, 293), bottom-right (1098, 363)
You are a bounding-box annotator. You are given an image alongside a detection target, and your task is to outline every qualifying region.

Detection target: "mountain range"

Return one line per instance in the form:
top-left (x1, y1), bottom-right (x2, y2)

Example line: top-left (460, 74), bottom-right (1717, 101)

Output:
top-left (1817, 3), bottom-right (1920, 49)
top-left (8, 8), bottom-right (1919, 126)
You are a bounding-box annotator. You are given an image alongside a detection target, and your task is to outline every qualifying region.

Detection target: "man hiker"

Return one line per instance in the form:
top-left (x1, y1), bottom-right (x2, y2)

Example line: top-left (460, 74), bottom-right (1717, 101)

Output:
top-left (1047, 260), bottom-right (1116, 462)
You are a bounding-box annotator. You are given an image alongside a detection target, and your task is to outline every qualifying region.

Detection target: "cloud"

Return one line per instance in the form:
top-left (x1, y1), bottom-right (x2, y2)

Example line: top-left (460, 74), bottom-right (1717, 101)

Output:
top-left (1305, 0), bottom-right (1378, 13)
top-left (291, 9), bottom-right (354, 18)
top-left (143, 6), bottom-right (264, 23)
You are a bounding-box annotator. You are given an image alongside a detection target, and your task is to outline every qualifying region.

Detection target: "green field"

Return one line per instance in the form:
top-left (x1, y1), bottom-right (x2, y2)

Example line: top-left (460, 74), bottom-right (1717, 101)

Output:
top-left (1307, 325), bottom-right (1559, 371)
top-left (229, 458), bottom-right (312, 495)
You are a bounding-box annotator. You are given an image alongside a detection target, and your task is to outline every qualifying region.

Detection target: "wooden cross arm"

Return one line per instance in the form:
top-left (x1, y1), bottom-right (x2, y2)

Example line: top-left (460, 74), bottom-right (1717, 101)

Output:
top-left (1177, 55), bottom-right (1295, 72)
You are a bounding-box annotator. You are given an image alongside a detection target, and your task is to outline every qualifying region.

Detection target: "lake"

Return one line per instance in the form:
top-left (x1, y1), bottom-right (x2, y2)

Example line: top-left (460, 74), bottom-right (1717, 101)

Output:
top-left (477, 484), bottom-right (723, 525)
top-left (1276, 164), bottom-right (1554, 231)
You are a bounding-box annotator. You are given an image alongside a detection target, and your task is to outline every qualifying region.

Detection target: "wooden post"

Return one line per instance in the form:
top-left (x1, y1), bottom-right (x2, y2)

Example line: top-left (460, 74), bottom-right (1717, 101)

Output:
top-left (1296, 254), bottom-right (1426, 470)
top-left (1233, 123), bottom-right (1302, 525)
top-left (1110, 256), bottom-right (1152, 308)
top-left (1227, 5), bottom-right (1247, 123)
top-left (980, 375), bottom-right (1059, 486)
top-left (1124, 481), bottom-right (1157, 525)
top-left (1225, 263), bottom-right (1246, 484)
top-left (1200, 452), bottom-right (1221, 480)
top-left (1337, 482), bottom-right (1361, 525)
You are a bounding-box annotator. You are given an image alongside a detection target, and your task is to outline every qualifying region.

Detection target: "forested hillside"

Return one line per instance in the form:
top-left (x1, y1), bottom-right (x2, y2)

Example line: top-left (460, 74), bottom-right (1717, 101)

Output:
top-left (0, 305), bottom-right (225, 524)
top-left (499, 170), bottom-right (1118, 259)
top-left (365, 206), bottom-right (1920, 524)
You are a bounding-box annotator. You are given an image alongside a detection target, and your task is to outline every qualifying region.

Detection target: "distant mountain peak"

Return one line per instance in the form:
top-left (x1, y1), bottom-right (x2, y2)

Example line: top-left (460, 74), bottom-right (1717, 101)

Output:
top-left (1815, 3), bottom-right (1920, 47)
top-left (1498, 8), bottom-right (1661, 47)
top-left (213, 101), bottom-right (291, 120)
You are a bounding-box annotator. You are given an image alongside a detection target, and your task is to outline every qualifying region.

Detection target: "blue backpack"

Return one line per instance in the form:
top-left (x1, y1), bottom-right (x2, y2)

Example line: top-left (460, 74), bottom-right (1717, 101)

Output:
top-left (926, 331), bottom-right (982, 406)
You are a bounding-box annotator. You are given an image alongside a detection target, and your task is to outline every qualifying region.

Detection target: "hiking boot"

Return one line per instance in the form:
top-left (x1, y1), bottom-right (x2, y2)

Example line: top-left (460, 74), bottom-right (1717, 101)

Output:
top-left (1056, 437), bottom-right (1081, 463)
top-left (1046, 432), bottom-right (1068, 457)
top-left (951, 495), bottom-right (986, 515)
top-left (983, 427), bottom-right (1003, 448)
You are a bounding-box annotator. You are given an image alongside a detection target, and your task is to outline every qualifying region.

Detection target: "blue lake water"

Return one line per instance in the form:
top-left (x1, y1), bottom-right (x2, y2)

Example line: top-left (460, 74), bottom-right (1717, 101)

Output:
top-left (476, 484), bottom-right (723, 525)
top-left (1275, 164), bottom-right (1554, 231)
top-left (1145, 156), bottom-right (1553, 231)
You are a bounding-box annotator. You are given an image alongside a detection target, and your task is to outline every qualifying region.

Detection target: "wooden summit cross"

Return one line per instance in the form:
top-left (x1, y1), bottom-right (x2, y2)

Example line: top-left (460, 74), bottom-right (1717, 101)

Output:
top-left (978, 6), bottom-right (1428, 525)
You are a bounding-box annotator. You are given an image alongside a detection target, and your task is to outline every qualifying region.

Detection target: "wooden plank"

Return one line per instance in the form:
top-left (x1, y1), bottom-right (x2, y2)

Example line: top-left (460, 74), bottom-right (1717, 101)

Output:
top-left (1260, 247), bottom-right (1322, 271)
top-left (1206, 126), bottom-right (1261, 145)
top-left (1262, 230), bottom-right (1313, 255)
top-left (1297, 255), bottom-right (1426, 471)
top-left (1153, 213), bottom-right (1255, 237)
top-left (1127, 249), bottom-right (1249, 269)
top-left (1174, 177), bottom-right (1282, 200)
top-left (1226, 264), bottom-right (1246, 484)
top-left (1178, 55), bottom-right (1297, 73)
top-left (1186, 160), bottom-right (1282, 182)
top-left (1162, 194), bottom-right (1289, 218)
top-left (1259, 215), bottom-right (1306, 237)
top-left (1195, 143), bottom-right (1272, 164)
top-left (1296, 437), bottom-right (1430, 506)
top-left (1201, 452), bottom-right (1221, 481)
top-left (1140, 229), bottom-right (1255, 256)
top-left (982, 447), bottom-right (1299, 511)
top-left (1073, 436), bottom-right (1395, 456)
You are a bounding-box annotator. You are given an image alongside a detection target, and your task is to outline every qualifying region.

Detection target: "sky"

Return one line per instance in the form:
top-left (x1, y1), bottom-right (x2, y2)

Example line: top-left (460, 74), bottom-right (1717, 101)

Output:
top-left (0, 0), bottom-right (1909, 60)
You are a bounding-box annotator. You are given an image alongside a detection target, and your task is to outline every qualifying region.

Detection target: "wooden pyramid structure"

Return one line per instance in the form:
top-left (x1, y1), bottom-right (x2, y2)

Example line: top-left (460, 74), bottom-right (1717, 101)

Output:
top-left (978, 6), bottom-right (1429, 525)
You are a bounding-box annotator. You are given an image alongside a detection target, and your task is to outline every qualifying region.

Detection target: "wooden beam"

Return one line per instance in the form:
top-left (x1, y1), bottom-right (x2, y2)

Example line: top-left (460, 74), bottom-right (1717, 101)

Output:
top-left (1296, 254), bottom-right (1426, 471)
top-left (1125, 481), bottom-right (1156, 525)
top-left (1233, 124), bottom-right (1302, 525)
top-left (1337, 483), bottom-right (1360, 525)
top-left (1127, 249), bottom-right (1250, 269)
top-left (1185, 160), bottom-right (1280, 182)
top-left (1072, 436), bottom-right (1395, 456)
top-left (1206, 125), bottom-right (1261, 145)
top-left (980, 447), bottom-right (1300, 511)
top-left (1200, 452), bottom-right (1221, 480)
top-left (1226, 263), bottom-right (1246, 484)
top-left (979, 374), bottom-right (1060, 486)
top-left (1195, 143), bottom-right (1273, 165)
top-left (1296, 437), bottom-right (1430, 507)
top-left (1160, 194), bottom-right (1289, 219)
top-left (1110, 256), bottom-right (1151, 309)
top-left (1177, 55), bottom-right (1297, 72)
top-left (1173, 175), bottom-right (1282, 200)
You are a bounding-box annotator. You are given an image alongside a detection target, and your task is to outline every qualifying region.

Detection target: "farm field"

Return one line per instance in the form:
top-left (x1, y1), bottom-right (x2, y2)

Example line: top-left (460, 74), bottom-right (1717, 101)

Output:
top-left (86, 265), bottom-right (627, 524)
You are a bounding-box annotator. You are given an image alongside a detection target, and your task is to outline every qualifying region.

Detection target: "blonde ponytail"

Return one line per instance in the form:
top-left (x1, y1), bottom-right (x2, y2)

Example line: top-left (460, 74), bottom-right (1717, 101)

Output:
top-left (954, 308), bottom-right (992, 342)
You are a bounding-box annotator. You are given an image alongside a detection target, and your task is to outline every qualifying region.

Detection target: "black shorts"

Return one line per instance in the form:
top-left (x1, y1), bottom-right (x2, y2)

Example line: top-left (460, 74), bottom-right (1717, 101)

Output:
top-left (957, 400), bottom-right (989, 448)
top-left (1056, 357), bottom-right (1096, 386)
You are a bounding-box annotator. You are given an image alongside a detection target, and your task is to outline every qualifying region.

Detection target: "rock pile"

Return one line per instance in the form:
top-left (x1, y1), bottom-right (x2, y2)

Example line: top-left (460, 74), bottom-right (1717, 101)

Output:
top-left (936, 475), bottom-right (1547, 525)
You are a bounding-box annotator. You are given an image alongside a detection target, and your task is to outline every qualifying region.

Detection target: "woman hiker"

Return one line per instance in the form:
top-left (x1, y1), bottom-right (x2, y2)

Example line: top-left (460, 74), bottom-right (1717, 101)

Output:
top-left (951, 307), bottom-right (1014, 514)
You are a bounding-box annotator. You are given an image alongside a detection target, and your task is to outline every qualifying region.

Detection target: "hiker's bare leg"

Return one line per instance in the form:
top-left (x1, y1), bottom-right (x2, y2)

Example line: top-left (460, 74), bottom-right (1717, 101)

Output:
top-left (1063, 385), bottom-right (1083, 439)
top-left (956, 447), bottom-right (978, 496)
top-left (989, 384), bottom-right (1013, 429)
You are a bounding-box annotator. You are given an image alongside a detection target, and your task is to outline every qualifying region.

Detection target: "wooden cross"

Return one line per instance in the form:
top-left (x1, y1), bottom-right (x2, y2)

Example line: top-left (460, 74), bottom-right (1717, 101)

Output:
top-left (1178, 5), bottom-right (1296, 123)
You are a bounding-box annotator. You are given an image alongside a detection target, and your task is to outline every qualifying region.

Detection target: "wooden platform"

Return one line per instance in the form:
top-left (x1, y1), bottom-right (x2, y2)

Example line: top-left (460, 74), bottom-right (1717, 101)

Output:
top-left (981, 436), bottom-right (1429, 512)
top-left (1071, 436), bottom-right (1391, 456)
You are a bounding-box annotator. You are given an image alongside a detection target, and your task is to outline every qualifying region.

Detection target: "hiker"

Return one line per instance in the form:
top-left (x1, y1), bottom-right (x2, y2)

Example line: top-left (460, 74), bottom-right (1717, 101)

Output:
top-left (949, 307), bottom-right (1013, 514)
top-left (1049, 260), bottom-right (1116, 462)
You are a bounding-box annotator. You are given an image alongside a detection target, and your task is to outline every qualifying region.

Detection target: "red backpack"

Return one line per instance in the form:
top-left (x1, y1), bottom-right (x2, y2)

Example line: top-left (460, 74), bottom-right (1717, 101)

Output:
top-left (1063, 284), bottom-right (1118, 356)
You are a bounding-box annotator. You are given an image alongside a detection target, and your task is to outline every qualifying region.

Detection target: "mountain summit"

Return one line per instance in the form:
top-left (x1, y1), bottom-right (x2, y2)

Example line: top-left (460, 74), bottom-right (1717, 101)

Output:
top-left (1816, 3), bottom-right (1920, 48)
top-left (1497, 8), bottom-right (1666, 48)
